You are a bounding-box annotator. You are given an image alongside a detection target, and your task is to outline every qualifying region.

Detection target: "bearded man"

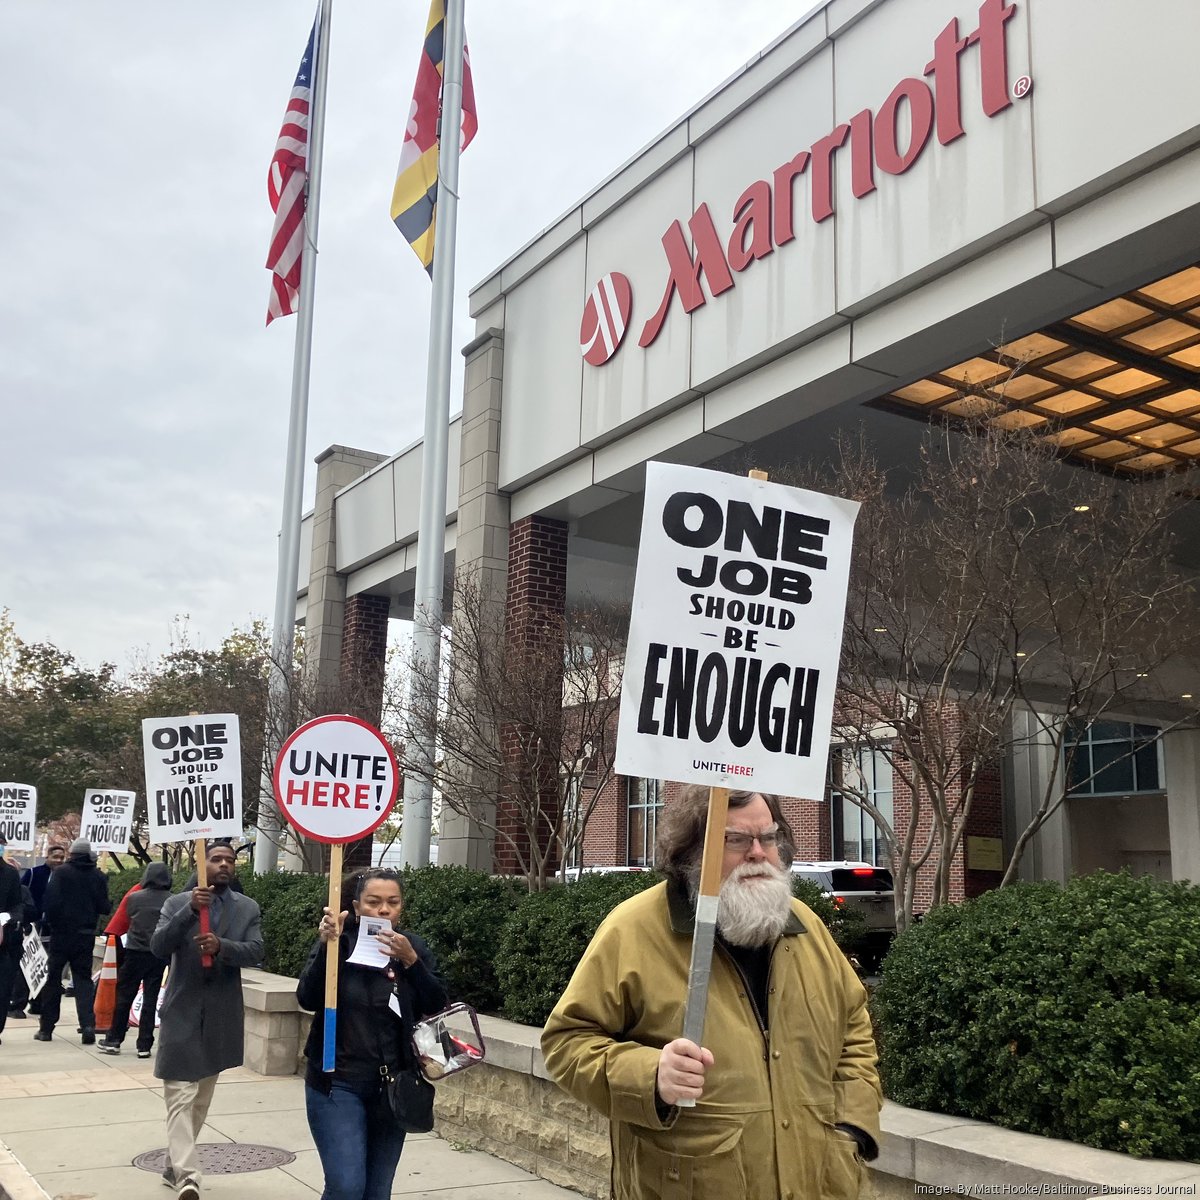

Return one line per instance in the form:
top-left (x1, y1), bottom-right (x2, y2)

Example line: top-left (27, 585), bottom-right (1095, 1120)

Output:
top-left (541, 787), bottom-right (881, 1200)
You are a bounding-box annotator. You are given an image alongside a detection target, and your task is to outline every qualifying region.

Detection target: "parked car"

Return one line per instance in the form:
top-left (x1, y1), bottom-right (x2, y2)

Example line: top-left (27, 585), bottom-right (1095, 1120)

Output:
top-left (562, 865), bottom-right (652, 883)
top-left (790, 860), bottom-right (896, 973)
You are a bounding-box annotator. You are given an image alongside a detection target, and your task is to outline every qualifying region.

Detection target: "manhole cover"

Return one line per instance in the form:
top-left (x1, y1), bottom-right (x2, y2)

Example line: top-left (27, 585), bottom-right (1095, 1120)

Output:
top-left (133, 1144), bottom-right (296, 1175)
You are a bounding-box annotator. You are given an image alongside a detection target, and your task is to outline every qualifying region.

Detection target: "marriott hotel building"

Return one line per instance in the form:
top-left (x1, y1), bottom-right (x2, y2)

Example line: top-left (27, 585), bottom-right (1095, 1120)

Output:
top-left (300, 0), bottom-right (1200, 902)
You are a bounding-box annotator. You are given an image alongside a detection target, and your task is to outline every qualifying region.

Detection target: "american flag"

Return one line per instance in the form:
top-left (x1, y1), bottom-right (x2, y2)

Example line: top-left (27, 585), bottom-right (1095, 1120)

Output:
top-left (265, 23), bottom-right (317, 325)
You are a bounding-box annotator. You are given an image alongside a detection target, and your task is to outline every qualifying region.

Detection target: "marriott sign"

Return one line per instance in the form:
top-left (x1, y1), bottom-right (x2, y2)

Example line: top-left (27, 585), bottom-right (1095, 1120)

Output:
top-left (579, 0), bottom-right (1029, 366)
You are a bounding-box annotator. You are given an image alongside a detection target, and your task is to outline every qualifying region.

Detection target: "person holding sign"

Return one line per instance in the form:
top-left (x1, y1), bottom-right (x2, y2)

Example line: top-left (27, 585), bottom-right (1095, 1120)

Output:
top-left (541, 787), bottom-right (882, 1200)
top-left (0, 833), bottom-right (23, 1043)
top-left (296, 869), bottom-right (447, 1200)
top-left (151, 843), bottom-right (263, 1200)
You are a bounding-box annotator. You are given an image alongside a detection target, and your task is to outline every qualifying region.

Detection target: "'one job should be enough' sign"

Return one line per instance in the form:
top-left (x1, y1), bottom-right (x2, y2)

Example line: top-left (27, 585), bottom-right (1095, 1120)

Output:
top-left (142, 714), bottom-right (243, 843)
top-left (615, 462), bottom-right (858, 800)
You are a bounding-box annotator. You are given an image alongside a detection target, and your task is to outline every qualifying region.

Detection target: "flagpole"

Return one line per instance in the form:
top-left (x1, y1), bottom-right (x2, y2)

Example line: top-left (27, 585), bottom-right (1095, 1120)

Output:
top-left (400, 0), bottom-right (467, 868)
top-left (255, 0), bottom-right (334, 874)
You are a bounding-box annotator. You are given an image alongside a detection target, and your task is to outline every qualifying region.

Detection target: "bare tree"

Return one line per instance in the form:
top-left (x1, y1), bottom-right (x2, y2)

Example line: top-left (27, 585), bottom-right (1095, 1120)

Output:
top-left (785, 421), bottom-right (1200, 928)
top-left (401, 569), bottom-right (626, 891)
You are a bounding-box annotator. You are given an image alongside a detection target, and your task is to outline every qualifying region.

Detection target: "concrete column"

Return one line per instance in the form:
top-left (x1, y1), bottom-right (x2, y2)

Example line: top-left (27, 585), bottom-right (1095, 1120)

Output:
top-left (1164, 727), bottom-right (1200, 884)
top-left (304, 445), bottom-right (389, 701)
top-left (1004, 707), bottom-right (1072, 884)
top-left (440, 330), bottom-right (509, 871)
top-left (292, 445), bottom-right (388, 873)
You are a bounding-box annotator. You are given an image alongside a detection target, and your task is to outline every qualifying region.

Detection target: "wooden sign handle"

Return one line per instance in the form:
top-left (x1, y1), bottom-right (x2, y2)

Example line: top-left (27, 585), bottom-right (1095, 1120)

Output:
top-left (322, 842), bottom-right (344, 1072)
top-left (678, 471), bottom-right (766, 1105)
top-left (194, 837), bottom-right (213, 968)
top-left (677, 785), bottom-right (730, 1107)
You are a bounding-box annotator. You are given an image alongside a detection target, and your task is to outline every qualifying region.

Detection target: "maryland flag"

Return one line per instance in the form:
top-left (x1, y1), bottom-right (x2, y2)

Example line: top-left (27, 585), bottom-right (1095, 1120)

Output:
top-left (391, 0), bottom-right (478, 274)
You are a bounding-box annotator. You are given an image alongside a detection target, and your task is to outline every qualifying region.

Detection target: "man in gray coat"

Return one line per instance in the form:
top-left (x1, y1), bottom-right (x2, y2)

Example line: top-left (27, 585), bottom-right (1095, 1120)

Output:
top-left (151, 843), bottom-right (262, 1200)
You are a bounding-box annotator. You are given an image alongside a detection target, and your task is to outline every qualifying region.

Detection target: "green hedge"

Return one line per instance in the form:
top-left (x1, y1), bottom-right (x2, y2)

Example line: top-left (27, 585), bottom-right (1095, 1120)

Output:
top-left (106, 862), bottom-right (325, 977)
top-left (494, 872), bottom-right (665, 1026)
top-left (107, 864), bottom-right (861, 1026)
top-left (873, 871), bottom-right (1200, 1159)
top-left (397, 865), bottom-right (523, 1010)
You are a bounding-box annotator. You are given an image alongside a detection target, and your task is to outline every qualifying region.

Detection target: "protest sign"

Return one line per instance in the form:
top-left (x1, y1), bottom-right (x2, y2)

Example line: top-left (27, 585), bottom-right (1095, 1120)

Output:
top-left (274, 714), bottom-right (400, 1071)
top-left (0, 783), bottom-right (37, 852)
top-left (81, 789), bottom-right (136, 855)
top-left (615, 461), bottom-right (859, 801)
top-left (273, 714), bottom-right (399, 845)
top-left (20, 934), bottom-right (49, 999)
top-left (142, 714), bottom-right (243, 843)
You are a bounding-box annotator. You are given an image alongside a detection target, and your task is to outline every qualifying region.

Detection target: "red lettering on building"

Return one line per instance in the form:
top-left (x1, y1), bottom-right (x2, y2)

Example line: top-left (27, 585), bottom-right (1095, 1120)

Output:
top-left (596, 0), bottom-right (1025, 361)
top-left (638, 204), bottom-right (734, 348)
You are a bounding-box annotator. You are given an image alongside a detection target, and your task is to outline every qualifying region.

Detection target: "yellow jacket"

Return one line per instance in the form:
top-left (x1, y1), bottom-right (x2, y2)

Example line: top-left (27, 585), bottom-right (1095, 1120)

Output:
top-left (541, 880), bottom-right (881, 1200)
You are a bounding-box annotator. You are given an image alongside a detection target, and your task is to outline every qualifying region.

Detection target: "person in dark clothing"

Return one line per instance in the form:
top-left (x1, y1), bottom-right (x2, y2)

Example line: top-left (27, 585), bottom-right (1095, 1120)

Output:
top-left (7, 883), bottom-right (35, 1018)
top-left (34, 838), bottom-right (111, 1045)
top-left (99, 863), bottom-right (172, 1058)
top-left (153, 843), bottom-right (263, 1200)
top-left (20, 844), bottom-right (66, 1016)
top-left (0, 836), bottom-right (25, 1044)
top-left (20, 844), bottom-right (66, 932)
top-left (297, 868), bottom-right (447, 1200)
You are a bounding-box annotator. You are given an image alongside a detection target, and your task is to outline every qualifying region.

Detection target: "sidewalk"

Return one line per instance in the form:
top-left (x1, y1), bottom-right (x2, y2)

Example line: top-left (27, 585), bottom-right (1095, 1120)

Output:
top-left (0, 1020), bottom-right (583, 1200)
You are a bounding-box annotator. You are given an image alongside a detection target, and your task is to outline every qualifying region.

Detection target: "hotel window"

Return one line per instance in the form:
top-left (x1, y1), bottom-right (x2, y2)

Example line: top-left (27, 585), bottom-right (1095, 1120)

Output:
top-left (563, 776), bottom-right (583, 870)
top-left (1064, 721), bottom-right (1163, 796)
top-left (829, 746), bottom-right (894, 867)
top-left (626, 778), bottom-right (663, 867)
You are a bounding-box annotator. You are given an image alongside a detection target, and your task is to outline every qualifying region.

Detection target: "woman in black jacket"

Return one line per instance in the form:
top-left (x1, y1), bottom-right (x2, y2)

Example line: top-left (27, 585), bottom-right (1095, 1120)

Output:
top-left (296, 869), bottom-right (447, 1200)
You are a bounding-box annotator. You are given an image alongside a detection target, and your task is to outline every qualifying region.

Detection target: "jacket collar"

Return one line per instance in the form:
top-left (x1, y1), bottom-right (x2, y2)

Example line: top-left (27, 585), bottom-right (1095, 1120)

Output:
top-left (665, 875), bottom-right (806, 937)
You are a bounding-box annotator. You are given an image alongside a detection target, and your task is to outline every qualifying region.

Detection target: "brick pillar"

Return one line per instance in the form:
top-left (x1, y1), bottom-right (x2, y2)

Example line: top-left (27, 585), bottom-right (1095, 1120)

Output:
top-left (493, 515), bottom-right (568, 876)
top-left (340, 592), bottom-right (391, 724)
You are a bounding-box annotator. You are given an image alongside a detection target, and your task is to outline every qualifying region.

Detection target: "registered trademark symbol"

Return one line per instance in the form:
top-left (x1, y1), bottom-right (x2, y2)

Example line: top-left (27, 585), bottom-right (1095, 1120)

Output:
top-left (1012, 75), bottom-right (1033, 99)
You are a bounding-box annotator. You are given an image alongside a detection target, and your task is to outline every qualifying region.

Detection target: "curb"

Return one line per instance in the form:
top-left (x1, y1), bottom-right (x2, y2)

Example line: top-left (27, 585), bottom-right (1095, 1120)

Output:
top-left (0, 1138), bottom-right (51, 1200)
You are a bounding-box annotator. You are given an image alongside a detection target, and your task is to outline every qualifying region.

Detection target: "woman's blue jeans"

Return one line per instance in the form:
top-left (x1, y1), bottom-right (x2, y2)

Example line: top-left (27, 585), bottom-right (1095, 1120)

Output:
top-left (305, 1078), bottom-right (407, 1200)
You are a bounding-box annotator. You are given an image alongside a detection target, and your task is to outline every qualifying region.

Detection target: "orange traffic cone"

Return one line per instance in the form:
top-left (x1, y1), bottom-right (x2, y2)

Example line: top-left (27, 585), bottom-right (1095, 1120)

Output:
top-left (93, 935), bottom-right (119, 1034)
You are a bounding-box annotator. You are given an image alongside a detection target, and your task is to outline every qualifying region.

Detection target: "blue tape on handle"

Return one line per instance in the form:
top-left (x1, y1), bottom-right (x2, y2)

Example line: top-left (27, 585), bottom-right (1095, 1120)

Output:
top-left (322, 1008), bottom-right (337, 1072)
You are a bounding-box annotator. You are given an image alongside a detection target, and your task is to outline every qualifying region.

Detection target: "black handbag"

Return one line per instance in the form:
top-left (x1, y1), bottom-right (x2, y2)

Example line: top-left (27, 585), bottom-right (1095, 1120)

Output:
top-left (371, 972), bottom-right (436, 1134)
top-left (379, 1062), bottom-right (435, 1134)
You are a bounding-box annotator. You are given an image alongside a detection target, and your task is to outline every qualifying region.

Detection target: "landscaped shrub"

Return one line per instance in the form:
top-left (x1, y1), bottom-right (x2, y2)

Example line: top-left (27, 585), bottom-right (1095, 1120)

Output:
top-left (873, 871), bottom-right (1200, 1159)
top-left (241, 870), bottom-right (328, 978)
top-left (494, 872), bottom-right (664, 1026)
top-left (107, 866), bottom-right (147, 909)
top-left (397, 865), bottom-right (523, 1010)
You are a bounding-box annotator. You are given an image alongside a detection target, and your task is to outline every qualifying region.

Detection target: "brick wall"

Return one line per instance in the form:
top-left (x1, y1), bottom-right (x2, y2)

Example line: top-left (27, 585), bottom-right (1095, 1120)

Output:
top-left (573, 705), bottom-right (1003, 910)
top-left (495, 516), bottom-right (569, 875)
top-left (339, 592), bottom-right (391, 723)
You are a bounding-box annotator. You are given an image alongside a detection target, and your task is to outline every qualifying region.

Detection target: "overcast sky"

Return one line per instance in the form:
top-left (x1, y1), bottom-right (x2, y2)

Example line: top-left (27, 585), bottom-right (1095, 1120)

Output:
top-left (1, 0), bottom-right (799, 671)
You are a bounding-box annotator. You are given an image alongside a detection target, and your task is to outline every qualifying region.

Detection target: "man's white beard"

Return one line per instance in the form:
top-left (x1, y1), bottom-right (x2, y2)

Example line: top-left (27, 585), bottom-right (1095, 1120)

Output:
top-left (715, 862), bottom-right (793, 947)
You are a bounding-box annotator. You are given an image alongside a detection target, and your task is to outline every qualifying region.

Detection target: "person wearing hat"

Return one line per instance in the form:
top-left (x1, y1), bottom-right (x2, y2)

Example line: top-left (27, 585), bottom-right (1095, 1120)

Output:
top-left (0, 832), bottom-right (24, 1044)
top-left (34, 838), bottom-right (111, 1045)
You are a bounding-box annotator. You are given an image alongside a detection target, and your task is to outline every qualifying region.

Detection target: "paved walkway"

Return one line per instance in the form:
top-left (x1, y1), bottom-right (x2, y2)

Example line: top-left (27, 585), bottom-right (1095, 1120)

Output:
top-left (0, 1020), bottom-right (582, 1200)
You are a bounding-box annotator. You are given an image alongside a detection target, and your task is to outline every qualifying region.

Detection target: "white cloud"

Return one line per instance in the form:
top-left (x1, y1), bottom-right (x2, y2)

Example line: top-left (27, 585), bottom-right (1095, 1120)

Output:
top-left (0, 0), bottom-right (797, 668)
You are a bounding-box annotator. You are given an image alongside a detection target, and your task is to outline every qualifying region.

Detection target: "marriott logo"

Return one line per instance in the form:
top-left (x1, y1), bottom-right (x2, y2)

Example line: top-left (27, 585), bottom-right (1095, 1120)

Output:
top-left (581, 0), bottom-right (1028, 364)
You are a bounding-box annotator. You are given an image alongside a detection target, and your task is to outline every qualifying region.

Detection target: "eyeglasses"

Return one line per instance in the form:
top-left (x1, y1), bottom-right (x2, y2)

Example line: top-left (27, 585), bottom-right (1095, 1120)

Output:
top-left (723, 828), bottom-right (780, 853)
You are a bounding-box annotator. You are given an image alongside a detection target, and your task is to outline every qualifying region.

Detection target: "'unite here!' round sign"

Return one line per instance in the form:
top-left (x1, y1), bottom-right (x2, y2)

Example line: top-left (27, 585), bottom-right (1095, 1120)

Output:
top-left (272, 715), bottom-right (399, 845)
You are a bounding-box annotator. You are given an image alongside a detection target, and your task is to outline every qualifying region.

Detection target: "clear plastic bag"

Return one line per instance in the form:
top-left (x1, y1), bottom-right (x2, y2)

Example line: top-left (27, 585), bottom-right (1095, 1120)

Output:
top-left (411, 1002), bottom-right (486, 1081)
